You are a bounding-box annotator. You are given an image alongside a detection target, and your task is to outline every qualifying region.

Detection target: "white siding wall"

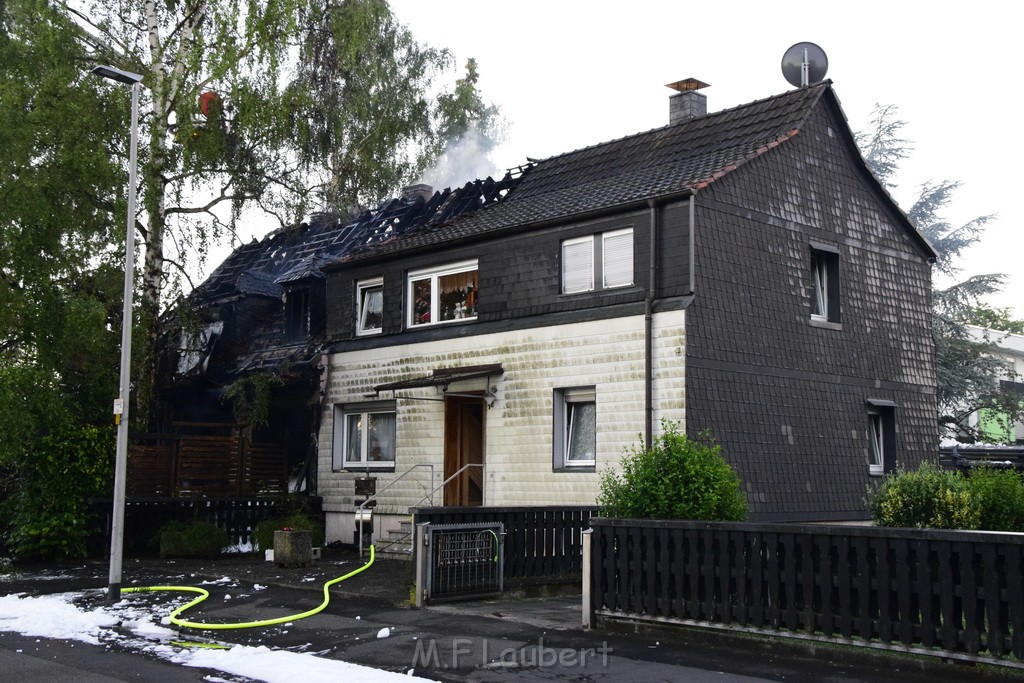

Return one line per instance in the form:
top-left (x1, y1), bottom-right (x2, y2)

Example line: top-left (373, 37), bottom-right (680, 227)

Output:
top-left (318, 310), bottom-right (686, 541)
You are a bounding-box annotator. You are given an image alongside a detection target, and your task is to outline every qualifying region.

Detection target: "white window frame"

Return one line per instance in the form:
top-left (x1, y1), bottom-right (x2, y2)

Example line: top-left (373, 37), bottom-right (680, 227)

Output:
top-left (602, 228), bottom-right (634, 289)
top-left (810, 245), bottom-right (840, 324)
top-left (561, 236), bottom-right (594, 294)
top-left (561, 228), bottom-right (633, 294)
top-left (553, 387), bottom-right (597, 469)
top-left (811, 252), bottom-right (829, 321)
top-left (866, 401), bottom-right (895, 476)
top-left (355, 277), bottom-right (384, 336)
top-left (406, 260), bottom-right (478, 328)
top-left (333, 403), bottom-right (396, 470)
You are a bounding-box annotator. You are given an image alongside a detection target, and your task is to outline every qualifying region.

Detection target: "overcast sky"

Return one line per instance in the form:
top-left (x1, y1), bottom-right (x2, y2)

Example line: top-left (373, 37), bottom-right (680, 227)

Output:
top-left (387, 0), bottom-right (1022, 317)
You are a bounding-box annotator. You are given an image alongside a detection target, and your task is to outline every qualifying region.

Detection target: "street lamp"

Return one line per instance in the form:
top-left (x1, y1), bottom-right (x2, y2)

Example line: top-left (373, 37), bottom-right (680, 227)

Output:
top-left (91, 64), bottom-right (144, 602)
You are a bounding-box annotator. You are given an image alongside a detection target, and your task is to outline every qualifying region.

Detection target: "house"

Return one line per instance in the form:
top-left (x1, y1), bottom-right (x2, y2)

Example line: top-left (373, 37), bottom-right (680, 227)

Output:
top-left (149, 178), bottom-right (521, 497)
top-left (967, 326), bottom-right (1024, 444)
top-left (314, 78), bottom-right (939, 545)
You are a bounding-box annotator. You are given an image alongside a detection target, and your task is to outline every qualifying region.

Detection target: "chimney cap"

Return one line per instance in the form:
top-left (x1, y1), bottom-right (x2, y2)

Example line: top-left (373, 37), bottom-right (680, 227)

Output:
top-left (666, 78), bottom-right (710, 93)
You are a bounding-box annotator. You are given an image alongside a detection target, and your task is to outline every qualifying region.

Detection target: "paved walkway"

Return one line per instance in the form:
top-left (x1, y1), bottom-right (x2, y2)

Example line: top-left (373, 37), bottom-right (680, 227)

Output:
top-left (3, 549), bottom-right (1022, 682)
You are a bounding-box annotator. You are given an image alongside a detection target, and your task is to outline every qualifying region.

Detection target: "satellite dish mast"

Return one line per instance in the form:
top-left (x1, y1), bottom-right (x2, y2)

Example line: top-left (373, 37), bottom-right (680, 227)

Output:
top-left (781, 42), bottom-right (828, 88)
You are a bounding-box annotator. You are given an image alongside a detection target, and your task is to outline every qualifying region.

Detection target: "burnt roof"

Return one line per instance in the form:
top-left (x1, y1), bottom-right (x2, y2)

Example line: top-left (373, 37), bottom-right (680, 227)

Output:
top-left (190, 174), bottom-right (523, 306)
top-left (334, 82), bottom-right (935, 263)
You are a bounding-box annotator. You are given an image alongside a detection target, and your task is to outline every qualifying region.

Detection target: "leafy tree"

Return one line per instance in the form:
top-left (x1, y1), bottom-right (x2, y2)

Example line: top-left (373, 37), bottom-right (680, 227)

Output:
top-left (52, 0), bottom-right (500, 421)
top-left (0, 0), bottom-right (499, 555)
top-left (967, 305), bottom-right (1024, 335)
top-left (0, 0), bottom-right (122, 556)
top-left (857, 105), bottom-right (1023, 441)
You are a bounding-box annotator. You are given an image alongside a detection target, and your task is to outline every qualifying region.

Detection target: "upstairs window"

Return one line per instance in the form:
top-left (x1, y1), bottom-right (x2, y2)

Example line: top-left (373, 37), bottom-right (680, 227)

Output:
top-left (356, 278), bottom-right (383, 336)
top-left (562, 228), bottom-right (633, 294)
top-left (810, 246), bottom-right (840, 324)
top-left (284, 287), bottom-right (310, 339)
top-left (407, 261), bottom-right (478, 327)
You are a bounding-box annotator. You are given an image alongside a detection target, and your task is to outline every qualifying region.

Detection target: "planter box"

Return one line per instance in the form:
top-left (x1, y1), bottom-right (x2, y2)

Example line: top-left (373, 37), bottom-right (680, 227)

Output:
top-left (273, 529), bottom-right (313, 568)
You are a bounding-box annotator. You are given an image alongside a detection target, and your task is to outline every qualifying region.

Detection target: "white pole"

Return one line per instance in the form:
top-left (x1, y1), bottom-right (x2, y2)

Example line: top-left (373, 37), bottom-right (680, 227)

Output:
top-left (107, 80), bottom-right (140, 602)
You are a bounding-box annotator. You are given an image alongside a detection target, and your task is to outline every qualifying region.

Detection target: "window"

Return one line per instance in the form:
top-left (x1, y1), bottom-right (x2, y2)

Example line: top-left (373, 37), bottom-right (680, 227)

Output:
top-left (810, 246), bottom-right (840, 324)
top-left (407, 261), bottom-right (478, 327)
top-left (561, 228), bottom-right (633, 294)
top-left (284, 287), bottom-right (310, 339)
top-left (356, 278), bottom-right (383, 335)
top-left (333, 404), bottom-right (396, 469)
top-left (866, 401), bottom-right (895, 476)
top-left (553, 388), bottom-right (596, 469)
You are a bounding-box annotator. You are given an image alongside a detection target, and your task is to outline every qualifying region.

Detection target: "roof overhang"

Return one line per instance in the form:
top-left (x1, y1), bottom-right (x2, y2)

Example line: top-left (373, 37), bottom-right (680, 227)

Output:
top-left (373, 364), bottom-right (503, 393)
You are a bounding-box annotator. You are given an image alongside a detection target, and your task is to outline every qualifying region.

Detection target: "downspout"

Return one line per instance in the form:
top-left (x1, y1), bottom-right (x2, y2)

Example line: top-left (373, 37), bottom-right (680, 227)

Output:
top-left (645, 199), bottom-right (659, 449)
top-left (689, 195), bottom-right (696, 295)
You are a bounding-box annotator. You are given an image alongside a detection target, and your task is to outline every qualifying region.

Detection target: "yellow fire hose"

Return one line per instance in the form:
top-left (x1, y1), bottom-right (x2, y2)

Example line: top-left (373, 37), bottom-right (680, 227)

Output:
top-left (123, 545), bottom-right (375, 631)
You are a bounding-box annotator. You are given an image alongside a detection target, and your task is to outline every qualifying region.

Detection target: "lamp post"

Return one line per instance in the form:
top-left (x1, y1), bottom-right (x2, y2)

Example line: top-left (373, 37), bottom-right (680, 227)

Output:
top-left (91, 64), bottom-right (144, 602)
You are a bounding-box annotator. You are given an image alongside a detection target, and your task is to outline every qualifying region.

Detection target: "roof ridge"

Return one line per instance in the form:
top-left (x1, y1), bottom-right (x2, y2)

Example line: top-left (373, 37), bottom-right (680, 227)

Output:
top-left (529, 82), bottom-right (832, 168)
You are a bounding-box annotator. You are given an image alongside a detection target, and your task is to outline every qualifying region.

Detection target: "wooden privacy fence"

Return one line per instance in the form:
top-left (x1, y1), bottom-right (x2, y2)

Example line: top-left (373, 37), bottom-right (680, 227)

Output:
top-left (413, 506), bottom-right (597, 587)
top-left (588, 518), bottom-right (1024, 663)
top-left (127, 433), bottom-right (288, 498)
top-left (87, 496), bottom-right (323, 557)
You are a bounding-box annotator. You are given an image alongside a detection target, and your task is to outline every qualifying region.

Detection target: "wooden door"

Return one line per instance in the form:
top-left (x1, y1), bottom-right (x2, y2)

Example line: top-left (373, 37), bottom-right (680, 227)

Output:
top-left (443, 396), bottom-right (485, 506)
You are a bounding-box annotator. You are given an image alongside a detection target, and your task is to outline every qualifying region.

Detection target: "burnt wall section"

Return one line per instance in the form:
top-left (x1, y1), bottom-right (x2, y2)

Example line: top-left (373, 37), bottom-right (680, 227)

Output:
top-left (685, 103), bottom-right (936, 521)
top-left (326, 202), bottom-right (692, 344)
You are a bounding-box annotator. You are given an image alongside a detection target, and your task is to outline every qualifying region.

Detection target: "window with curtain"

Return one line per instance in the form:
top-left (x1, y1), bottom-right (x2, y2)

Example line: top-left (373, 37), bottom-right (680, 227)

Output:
top-left (407, 261), bottom-right (478, 327)
top-left (333, 404), bottom-right (396, 469)
top-left (356, 278), bottom-right (383, 335)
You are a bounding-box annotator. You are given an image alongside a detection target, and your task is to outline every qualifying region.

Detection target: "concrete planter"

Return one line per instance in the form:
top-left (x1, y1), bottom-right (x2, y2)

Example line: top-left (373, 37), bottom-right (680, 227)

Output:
top-left (273, 529), bottom-right (313, 568)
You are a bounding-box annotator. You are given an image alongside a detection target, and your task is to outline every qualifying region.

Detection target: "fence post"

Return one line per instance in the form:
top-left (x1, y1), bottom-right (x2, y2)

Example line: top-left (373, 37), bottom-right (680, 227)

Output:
top-left (582, 527), bottom-right (593, 629)
top-left (414, 522), bottom-right (429, 608)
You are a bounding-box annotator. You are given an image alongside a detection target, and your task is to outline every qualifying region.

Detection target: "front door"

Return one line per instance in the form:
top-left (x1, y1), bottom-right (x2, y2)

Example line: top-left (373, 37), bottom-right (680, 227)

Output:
top-left (443, 395), bottom-right (485, 506)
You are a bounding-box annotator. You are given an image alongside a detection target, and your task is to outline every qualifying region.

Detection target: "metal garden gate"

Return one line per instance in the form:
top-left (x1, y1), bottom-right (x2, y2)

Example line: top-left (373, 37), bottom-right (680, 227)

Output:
top-left (414, 522), bottom-right (503, 604)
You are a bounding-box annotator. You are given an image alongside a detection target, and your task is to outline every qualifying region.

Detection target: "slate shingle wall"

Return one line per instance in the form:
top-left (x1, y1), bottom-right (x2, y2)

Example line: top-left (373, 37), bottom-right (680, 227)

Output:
top-left (685, 103), bottom-right (937, 521)
top-left (326, 206), bottom-right (692, 342)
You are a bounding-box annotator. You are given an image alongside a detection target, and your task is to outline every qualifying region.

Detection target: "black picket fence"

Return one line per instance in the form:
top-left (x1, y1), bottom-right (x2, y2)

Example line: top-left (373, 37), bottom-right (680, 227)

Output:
top-left (87, 496), bottom-right (322, 557)
top-left (589, 518), bottom-right (1024, 662)
top-left (412, 505), bottom-right (597, 587)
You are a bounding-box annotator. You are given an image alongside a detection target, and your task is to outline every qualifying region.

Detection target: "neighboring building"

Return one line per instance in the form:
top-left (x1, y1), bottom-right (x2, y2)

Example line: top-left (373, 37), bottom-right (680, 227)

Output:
top-left (967, 326), bottom-right (1024, 444)
top-left (151, 179), bottom-right (520, 496)
top-left (315, 78), bottom-right (938, 544)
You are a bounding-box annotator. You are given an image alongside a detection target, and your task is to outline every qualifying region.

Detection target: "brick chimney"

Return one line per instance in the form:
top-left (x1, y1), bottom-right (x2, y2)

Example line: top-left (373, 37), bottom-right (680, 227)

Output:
top-left (666, 78), bottom-right (709, 124)
top-left (402, 183), bottom-right (433, 202)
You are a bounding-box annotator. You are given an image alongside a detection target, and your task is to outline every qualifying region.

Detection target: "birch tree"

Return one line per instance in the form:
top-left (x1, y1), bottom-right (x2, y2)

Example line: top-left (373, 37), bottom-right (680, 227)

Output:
top-left (58, 0), bottom-right (494, 417)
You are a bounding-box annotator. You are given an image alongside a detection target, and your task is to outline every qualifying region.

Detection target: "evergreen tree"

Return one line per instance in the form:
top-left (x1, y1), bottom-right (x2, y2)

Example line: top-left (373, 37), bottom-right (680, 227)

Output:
top-left (857, 105), bottom-right (1023, 441)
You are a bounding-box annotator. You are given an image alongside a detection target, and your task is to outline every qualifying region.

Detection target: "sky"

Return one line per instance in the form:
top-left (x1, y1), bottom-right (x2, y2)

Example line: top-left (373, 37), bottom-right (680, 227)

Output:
top-left (207, 1), bottom-right (1020, 317)
top-left (379, 0), bottom-right (1022, 317)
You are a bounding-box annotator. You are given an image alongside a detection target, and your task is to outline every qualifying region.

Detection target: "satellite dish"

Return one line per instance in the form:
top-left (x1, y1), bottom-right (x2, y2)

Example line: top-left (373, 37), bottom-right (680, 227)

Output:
top-left (781, 42), bottom-right (828, 88)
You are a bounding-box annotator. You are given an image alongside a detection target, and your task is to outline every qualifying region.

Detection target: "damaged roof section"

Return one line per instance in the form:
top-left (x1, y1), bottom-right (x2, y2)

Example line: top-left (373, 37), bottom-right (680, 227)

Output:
top-left (170, 173), bottom-right (524, 383)
top-left (190, 172), bottom-right (524, 307)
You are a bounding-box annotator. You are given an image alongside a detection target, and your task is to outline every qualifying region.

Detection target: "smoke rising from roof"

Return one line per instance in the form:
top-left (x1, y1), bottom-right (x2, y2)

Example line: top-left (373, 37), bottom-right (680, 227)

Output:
top-left (419, 120), bottom-right (501, 191)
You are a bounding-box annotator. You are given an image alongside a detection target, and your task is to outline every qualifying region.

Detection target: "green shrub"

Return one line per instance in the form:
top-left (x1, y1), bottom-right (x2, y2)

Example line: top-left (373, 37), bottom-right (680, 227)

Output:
top-left (967, 467), bottom-right (1024, 532)
top-left (598, 422), bottom-right (747, 521)
top-left (6, 426), bottom-right (113, 560)
top-left (254, 513), bottom-right (325, 551)
top-left (868, 462), bottom-right (986, 530)
top-left (158, 520), bottom-right (229, 559)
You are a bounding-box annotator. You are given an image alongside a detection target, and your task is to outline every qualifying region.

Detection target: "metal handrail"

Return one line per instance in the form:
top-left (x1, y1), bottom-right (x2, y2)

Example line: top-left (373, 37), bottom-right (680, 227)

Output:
top-left (410, 463), bottom-right (485, 511)
top-left (357, 464), bottom-right (434, 557)
top-left (372, 463), bottom-right (487, 557)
